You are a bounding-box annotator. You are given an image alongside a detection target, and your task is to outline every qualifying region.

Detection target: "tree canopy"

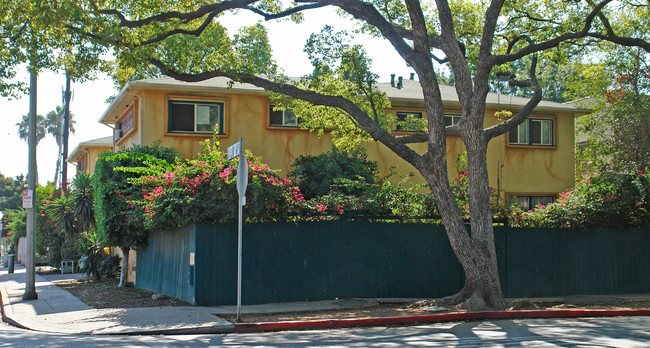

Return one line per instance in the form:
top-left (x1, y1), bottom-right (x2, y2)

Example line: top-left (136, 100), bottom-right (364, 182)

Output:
top-left (0, 173), bottom-right (26, 212)
top-left (0, 0), bottom-right (110, 97)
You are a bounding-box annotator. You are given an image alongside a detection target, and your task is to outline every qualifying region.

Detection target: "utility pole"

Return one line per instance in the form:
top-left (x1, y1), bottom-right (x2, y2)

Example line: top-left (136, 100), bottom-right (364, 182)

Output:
top-left (23, 72), bottom-right (38, 300)
top-left (61, 71), bottom-right (71, 191)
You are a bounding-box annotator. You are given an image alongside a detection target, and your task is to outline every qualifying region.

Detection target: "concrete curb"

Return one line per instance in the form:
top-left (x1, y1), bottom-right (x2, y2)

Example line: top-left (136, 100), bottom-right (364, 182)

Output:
top-left (236, 309), bottom-right (650, 333)
top-left (91, 325), bottom-right (237, 336)
top-left (0, 280), bottom-right (22, 330)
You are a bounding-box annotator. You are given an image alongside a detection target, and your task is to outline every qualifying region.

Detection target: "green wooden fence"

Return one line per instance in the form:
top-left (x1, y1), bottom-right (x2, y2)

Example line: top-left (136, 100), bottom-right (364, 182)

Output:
top-left (136, 222), bottom-right (650, 306)
top-left (136, 225), bottom-right (196, 304)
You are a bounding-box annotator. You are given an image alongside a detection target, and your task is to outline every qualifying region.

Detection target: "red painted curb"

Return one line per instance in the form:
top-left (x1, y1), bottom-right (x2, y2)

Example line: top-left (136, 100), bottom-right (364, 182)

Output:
top-left (235, 309), bottom-right (650, 332)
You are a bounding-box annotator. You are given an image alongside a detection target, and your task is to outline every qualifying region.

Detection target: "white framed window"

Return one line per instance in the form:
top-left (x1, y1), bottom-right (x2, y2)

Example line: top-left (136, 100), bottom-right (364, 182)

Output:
top-left (509, 118), bottom-right (554, 146)
top-left (510, 195), bottom-right (555, 211)
top-left (269, 107), bottom-right (299, 127)
top-left (444, 114), bottom-right (462, 127)
top-left (168, 100), bottom-right (224, 134)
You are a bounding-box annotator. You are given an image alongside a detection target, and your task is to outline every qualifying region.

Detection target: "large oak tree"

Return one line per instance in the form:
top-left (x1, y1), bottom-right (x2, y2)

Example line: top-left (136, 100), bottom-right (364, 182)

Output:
top-left (65, 0), bottom-right (649, 310)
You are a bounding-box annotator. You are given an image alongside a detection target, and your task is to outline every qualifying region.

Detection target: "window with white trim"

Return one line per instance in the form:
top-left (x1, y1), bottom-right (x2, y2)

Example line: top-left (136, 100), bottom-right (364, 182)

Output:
top-left (444, 114), bottom-right (462, 127)
top-left (509, 118), bottom-right (554, 146)
top-left (269, 106), bottom-right (299, 127)
top-left (168, 100), bottom-right (224, 134)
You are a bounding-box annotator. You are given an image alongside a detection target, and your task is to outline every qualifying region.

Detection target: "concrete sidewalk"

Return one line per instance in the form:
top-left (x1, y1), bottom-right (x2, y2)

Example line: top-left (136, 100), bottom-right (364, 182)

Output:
top-left (0, 264), bottom-right (382, 334)
top-left (3, 263), bottom-right (650, 335)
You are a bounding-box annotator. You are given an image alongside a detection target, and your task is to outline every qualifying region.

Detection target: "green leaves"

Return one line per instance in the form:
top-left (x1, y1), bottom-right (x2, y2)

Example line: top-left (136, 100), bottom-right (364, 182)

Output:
top-left (72, 172), bottom-right (95, 231)
top-left (46, 195), bottom-right (77, 239)
top-left (510, 171), bottom-right (650, 228)
top-left (94, 144), bottom-right (181, 248)
top-left (133, 138), bottom-right (311, 229)
top-left (111, 21), bottom-right (276, 87)
top-left (289, 146), bottom-right (379, 200)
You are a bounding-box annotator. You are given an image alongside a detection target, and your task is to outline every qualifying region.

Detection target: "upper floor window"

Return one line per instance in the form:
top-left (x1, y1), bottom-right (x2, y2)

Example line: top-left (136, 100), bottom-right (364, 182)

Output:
top-left (169, 100), bottom-right (224, 134)
top-left (269, 106), bottom-right (299, 127)
top-left (115, 108), bottom-right (134, 142)
top-left (78, 155), bottom-right (87, 174)
top-left (509, 118), bottom-right (554, 146)
top-left (395, 111), bottom-right (424, 132)
top-left (444, 114), bottom-right (462, 127)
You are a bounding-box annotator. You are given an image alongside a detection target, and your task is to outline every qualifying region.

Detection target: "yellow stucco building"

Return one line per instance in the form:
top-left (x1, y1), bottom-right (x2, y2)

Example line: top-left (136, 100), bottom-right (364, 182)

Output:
top-left (69, 136), bottom-right (113, 175)
top-left (72, 76), bottom-right (585, 211)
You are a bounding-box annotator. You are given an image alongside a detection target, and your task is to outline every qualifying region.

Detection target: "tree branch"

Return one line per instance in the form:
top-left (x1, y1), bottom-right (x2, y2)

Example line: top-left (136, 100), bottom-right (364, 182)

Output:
top-left (390, 23), bottom-right (460, 64)
top-left (491, 0), bottom-right (614, 65)
top-left (298, 0), bottom-right (419, 68)
top-left (434, 0), bottom-right (473, 107)
top-left (97, 0), bottom-right (257, 28)
top-left (138, 11), bottom-right (219, 46)
top-left (245, 2), bottom-right (332, 20)
top-left (148, 58), bottom-right (424, 167)
top-left (484, 54), bottom-right (542, 139)
top-left (472, 0), bottom-right (507, 123)
top-left (395, 124), bottom-right (461, 144)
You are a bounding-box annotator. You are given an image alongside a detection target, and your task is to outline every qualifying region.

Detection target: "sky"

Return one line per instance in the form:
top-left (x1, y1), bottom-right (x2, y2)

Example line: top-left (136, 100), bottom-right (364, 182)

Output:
top-left (0, 7), bottom-right (416, 185)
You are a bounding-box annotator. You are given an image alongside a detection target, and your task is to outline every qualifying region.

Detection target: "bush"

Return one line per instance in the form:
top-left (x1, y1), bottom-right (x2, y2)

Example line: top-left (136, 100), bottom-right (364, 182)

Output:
top-left (79, 230), bottom-right (106, 281)
top-left (99, 255), bottom-right (122, 280)
top-left (309, 175), bottom-right (437, 219)
top-left (289, 147), bottom-right (378, 199)
top-left (94, 143), bottom-right (181, 250)
top-left (509, 171), bottom-right (650, 228)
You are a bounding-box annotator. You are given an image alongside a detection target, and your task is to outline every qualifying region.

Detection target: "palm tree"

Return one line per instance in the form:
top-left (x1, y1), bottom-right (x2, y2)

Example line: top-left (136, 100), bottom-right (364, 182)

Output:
top-left (44, 106), bottom-right (76, 186)
top-left (17, 114), bottom-right (46, 184)
top-left (17, 107), bottom-right (76, 186)
top-left (16, 114), bottom-right (46, 143)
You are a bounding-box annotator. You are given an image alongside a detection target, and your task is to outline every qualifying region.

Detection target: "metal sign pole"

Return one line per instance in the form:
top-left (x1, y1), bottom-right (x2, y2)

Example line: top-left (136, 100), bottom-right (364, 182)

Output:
top-left (236, 190), bottom-right (243, 321)
top-left (228, 138), bottom-right (247, 322)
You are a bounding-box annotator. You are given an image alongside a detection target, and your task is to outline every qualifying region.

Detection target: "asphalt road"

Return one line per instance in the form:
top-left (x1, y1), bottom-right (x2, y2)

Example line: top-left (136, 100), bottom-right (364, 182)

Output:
top-left (2, 316), bottom-right (650, 347)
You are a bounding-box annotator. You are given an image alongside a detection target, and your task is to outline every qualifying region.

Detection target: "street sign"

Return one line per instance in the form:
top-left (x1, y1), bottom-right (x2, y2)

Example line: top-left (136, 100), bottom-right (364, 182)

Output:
top-left (227, 138), bottom-right (249, 322)
top-left (227, 139), bottom-right (242, 160)
top-left (237, 153), bottom-right (248, 205)
top-left (22, 190), bottom-right (34, 209)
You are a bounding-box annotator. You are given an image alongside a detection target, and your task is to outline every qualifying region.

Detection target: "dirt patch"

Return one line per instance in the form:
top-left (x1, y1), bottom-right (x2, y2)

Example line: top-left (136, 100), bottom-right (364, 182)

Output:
top-left (52, 279), bottom-right (190, 308)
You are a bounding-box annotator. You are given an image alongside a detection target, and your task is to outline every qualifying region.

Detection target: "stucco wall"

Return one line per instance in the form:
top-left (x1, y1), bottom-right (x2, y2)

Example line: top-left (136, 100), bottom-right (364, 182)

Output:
top-left (113, 87), bottom-right (575, 198)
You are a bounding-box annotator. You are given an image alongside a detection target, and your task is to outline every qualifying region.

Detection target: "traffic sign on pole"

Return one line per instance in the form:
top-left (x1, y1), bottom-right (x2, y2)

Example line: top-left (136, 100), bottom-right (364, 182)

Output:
top-left (227, 138), bottom-right (248, 322)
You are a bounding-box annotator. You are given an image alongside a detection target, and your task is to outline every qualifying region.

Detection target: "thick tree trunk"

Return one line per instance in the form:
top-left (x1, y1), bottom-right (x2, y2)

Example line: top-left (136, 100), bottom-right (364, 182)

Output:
top-left (419, 131), bottom-right (506, 311)
top-left (119, 246), bottom-right (129, 287)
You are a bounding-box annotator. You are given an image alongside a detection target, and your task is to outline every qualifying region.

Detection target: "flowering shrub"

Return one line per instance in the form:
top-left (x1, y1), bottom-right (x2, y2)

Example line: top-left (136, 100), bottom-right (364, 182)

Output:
top-left (509, 171), bottom-right (650, 228)
top-left (133, 139), bottom-right (312, 229)
top-left (94, 144), bottom-right (181, 249)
